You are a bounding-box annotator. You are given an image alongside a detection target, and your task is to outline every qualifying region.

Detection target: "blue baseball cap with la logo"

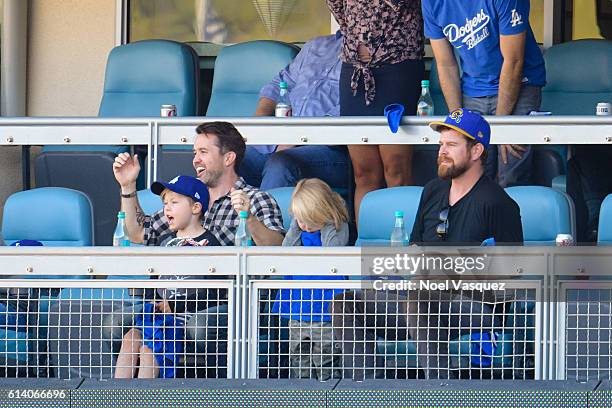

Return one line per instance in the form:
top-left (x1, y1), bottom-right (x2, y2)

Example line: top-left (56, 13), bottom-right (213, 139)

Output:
top-left (429, 108), bottom-right (491, 148)
top-left (151, 175), bottom-right (209, 212)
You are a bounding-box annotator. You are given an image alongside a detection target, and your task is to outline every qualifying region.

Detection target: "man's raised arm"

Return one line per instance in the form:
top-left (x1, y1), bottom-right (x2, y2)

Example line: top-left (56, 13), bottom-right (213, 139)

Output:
top-left (112, 152), bottom-right (146, 244)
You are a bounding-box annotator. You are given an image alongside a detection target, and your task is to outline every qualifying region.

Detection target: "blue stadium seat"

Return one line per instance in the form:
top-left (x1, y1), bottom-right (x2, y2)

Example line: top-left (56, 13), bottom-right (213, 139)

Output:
top-left (356, 186), bottom-right (423, 246)
top-left (542, 39), bottom-right (612, 115)
top-left (157, 40), bottom-right (300, 182)
top-left (1, 187), bottom-right (94, 366)
top-left (206, 40), bottom-right (300, 116)
top-left (541, 39), bottom-right (612, 191)
top-left (35, 40), bottom-right (200, 245)
top-left (2, 187), bottom-right (94, 247)
top-left (265, 187), bottom-right (294, 231)
top-left (598, 194), bottom-right (612, 245)
top-left (137, 188), bottom-right (164, 215)
top-left (505, 186), bottom-right (575, 245)
top-left (98, 40), bottom-right (200, 117)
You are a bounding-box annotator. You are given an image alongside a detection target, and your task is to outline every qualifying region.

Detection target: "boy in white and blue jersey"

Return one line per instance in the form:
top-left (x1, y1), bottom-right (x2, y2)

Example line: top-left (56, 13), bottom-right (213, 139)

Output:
top-left (114, 175), bottom-right (219, 379)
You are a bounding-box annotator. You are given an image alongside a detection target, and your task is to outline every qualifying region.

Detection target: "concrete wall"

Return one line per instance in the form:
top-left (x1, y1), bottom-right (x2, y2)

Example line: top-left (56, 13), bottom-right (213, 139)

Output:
top-left (27, 0), bottom-right (116, 116)
top-left (0, 0), bottom-right (116, 241)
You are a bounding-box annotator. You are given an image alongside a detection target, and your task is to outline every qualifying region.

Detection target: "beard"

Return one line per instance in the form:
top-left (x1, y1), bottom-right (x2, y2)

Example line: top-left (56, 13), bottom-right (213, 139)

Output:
top-left (200, 167), bottom-right (222, 187)
top-left (437, 157), bottom-right (469, 180)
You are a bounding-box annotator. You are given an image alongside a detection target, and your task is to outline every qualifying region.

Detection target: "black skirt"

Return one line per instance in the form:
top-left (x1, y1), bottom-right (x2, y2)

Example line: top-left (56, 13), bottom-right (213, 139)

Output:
top-left (340, 59), bottom-right (424, 116)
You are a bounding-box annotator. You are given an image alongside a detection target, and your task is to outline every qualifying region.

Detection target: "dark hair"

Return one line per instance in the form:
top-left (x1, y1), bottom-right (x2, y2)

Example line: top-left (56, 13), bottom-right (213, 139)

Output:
top-left (465, 137), bottom-right (488, 165)
top-left (195, 122), bottom-right (246, 171)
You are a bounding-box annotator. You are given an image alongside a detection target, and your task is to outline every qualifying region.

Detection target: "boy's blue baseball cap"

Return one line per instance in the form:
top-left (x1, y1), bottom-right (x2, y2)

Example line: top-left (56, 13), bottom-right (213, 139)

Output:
top-left (151, 175), bottom-right (209, 212)
top-left (429, 108), bottom-right (491, 148)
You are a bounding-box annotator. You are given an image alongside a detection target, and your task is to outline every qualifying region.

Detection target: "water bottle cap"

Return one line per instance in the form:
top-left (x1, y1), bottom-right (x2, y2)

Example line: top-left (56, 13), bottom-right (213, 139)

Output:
top-left (421, 80), bottom-right (430, 87)
top-left (117, 211), bottom-right (125, 219)
top-left (279, 81), bottom-right (288, 89)
top-left (395, 211), bottom-right (404, 218)
top-left (239, 211), bottom-right (249, 218)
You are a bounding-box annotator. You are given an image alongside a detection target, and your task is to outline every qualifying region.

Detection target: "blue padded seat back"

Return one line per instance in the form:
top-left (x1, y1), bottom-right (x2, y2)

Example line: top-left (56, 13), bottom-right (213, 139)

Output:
top-left (598, 194), bottom-right (612, 245)
top-left (43, 40), bottom-right (199, 154)
top-left (265, 187), bottom-right (294, 231)
top-left (357, 186), bottom-right (423, 246)
top-left (505, 186), bottom-right (572, 245)
top-left (99, 39), bottom-right (200, 117)
top-left (206, 40), bottom-right (299, 116)
top-left (137, 189), bottom-right (164, 216)
top-left (2, 187), bottom-right (93, 246)
top-left (541, 39), bottom-right (612, 115)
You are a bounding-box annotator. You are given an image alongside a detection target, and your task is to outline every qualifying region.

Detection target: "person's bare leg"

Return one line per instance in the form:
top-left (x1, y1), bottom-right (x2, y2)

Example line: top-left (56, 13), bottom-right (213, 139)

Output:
top-left (348, 145), bottom-right (385, 223)
top-left (137, 345), bottom-right (160, 378)
top-left (379, 145), bottom-right (413, 187)
top-left (114, 328), bottom-right (141, 378)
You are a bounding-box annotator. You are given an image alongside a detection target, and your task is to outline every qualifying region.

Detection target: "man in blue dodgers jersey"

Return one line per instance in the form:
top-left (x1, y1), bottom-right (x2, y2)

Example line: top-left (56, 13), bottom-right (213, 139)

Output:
top-left (422, 0), bottom-right (546, 188)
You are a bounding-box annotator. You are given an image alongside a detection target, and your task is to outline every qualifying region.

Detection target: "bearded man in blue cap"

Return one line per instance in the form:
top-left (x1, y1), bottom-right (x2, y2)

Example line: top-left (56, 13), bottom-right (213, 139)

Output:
top-left (332, 109), bottom-right (524, 380)
top-left (411, 108), bottom-right (523, 244)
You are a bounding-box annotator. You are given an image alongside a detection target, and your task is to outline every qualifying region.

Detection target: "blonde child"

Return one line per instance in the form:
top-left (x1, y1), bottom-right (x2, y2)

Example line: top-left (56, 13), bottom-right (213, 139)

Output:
top-left (272, 178), bottom-right (349, 380)
top-left (114, 175), bottom-right (219, 379)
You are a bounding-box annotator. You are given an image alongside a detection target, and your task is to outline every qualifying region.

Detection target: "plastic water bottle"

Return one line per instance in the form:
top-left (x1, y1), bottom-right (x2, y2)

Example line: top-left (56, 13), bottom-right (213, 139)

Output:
top-left (275, 81), bottom-right (292, 117)
top-left (113, 211), bottom-right (130, 246)
top-left (390, 211), bottom-right (409, 247)
top-left (416, 80), bottom-right (434, 116)
top-left (235, 211), bottom-right (252, 247)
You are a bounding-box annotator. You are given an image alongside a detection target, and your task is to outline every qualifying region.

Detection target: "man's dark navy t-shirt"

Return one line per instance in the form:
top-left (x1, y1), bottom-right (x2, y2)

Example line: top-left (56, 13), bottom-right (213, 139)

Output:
top-left (410, 175), bottom-right (523, 245)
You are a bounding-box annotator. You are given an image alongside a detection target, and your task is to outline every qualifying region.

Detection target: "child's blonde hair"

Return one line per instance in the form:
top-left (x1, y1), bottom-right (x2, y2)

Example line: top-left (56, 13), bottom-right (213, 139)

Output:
top-left (289, 178), bottom-right (349, 230)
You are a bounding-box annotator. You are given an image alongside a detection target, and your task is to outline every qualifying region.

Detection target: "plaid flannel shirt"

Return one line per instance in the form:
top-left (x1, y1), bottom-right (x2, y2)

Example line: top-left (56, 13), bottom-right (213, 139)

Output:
top-left (143, 178), bottom-right (285, 246)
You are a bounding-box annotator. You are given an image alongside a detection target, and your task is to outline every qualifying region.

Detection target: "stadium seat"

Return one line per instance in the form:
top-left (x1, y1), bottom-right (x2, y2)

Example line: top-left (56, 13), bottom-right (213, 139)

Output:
top-left (137, 188), bottom-right (164, 215)
top-left (540, 39), bottom-right (612, 190)
top-left (356, 186), bottom-right (423, 246)
top-left (542, 39), bottom-right (612, 115)
top-left (157, 40), bottom-right (300, 183)
top-left (598, 194), bottom-right (612, 245)
top-left (35, 40), bottom-right (200, 245)
top-left (505, 186), bottom-right (575, 245)
top-left (206, 40), bottom-right (300, 116)
top-left (1, 187), bottom-right (94, 368)
top-left (2, 187), bottom-right (94, 247)
top-left (265, 187), bottom-right (294, 231)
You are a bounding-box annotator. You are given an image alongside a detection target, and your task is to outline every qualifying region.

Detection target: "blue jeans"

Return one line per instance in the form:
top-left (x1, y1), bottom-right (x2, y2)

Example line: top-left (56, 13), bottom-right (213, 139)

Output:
top-left (239, 146), bottom-right (350, 191)
top-left (463, 85), bottom-right (542, 187)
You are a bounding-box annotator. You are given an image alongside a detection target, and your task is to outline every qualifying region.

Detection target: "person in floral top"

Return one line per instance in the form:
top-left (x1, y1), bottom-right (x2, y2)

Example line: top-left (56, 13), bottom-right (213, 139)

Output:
top-left (327, 0), bottom-right (425, 221)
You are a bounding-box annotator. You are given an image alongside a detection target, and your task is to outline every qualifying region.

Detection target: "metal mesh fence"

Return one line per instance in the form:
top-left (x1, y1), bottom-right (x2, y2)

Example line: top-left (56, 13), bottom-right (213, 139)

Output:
top-left (10, 268), bottom-right (612, 382)
top-left (0, 280), bottom-right (233, 379)
top-left (561, 284), bottom-right (612, 382)
top-left (251, 280), bottom-right (540, 381)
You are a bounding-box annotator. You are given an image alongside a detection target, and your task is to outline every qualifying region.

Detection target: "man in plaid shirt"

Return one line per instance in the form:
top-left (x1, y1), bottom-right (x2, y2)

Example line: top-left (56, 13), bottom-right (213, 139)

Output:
top-left (108, 122), bottom-right (284, 377)
top-left (113, 121), bottom-right (285, 246)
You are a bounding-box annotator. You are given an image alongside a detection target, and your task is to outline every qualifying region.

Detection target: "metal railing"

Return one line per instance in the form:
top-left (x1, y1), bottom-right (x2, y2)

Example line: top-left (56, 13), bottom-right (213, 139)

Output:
top-left (0, 116), bottom-right (610, 186)
top-left (1, 246), bottom-right (610, 381)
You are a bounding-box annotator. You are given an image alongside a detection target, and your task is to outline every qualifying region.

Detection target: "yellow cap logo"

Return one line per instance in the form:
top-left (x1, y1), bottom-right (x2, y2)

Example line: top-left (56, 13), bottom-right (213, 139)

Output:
top-left (450, 109), bottom-right (463, 123)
